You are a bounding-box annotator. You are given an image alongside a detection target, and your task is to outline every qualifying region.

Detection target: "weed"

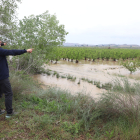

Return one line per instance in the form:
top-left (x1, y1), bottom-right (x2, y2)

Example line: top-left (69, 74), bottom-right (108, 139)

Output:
top-left (94, 81), bottom-right (101, 88)
top-left (1, 72), bottom-right (140, 139)
top-left (62, 121), bottom-right (81, 134)
top-left (102, 83), bottom-right (112, 90)
top-left (67, 74), bottom-right (76, 81)
top-left (56, 73), bottom-right (60, 78)
top-left (61, 75), bottom-right (66, 78)
top-left (81, 77), bottom-right (86, 81)
top-left (77, 80), bottom-right (80, 84)
top-left (21, 101), bottom-right (30, 108)
top-left (87, 79), bottom-right (93, 84)
top-left (105, 130), bottom-right (114, 139)
top-left (81, 77), bottom-right (93, 84)
top-left (53, 71), bottom-right (57, 76)
top-left (45, 70), bottom-right (51, 75)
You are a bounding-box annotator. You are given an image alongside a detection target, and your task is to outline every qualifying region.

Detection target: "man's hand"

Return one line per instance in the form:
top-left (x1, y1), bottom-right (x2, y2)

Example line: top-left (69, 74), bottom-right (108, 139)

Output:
top-left (27, 48), bottom-right (34, 53)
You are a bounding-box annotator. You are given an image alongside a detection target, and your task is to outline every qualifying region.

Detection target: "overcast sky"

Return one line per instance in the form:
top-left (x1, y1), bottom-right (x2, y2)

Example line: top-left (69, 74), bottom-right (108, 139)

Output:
top-left (17, 0), bottom-right (140, 45)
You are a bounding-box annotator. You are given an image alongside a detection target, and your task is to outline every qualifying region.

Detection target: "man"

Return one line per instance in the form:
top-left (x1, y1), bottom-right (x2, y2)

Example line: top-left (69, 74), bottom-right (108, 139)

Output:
top-left (0, 41), bottom-right (34, 118)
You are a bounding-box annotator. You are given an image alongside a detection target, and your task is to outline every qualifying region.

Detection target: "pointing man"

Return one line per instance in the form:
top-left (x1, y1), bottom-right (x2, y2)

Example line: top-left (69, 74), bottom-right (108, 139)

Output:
top-left (0, 41), bottom-right (33, 118)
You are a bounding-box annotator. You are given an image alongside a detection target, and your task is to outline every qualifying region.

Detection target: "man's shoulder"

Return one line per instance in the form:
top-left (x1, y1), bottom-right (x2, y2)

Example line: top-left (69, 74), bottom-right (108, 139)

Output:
top-left (0, 47), bottom-right (5, 50)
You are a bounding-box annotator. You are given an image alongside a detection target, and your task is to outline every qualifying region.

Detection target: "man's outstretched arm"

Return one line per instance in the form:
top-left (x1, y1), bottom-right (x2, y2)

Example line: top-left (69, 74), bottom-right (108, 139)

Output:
top-left (0, 48), bottom-right (34, 56)
top-left (0, 41), bottom-right (34, 56)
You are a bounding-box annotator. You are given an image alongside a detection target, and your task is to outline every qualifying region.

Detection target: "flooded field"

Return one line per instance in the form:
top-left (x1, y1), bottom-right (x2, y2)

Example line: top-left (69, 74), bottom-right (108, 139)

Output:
top-left (33, 59), bottom-right (140, 98)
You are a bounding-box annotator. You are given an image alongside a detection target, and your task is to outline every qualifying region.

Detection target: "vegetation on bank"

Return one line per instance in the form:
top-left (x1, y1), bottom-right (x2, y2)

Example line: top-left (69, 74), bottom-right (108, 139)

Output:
top-left (1, 71), bottom-right (140, 139)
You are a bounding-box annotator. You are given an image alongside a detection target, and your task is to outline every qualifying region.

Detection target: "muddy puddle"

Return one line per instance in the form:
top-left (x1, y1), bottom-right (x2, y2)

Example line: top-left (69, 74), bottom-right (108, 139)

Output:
top-left (33, 59), bottom-right (140, 98)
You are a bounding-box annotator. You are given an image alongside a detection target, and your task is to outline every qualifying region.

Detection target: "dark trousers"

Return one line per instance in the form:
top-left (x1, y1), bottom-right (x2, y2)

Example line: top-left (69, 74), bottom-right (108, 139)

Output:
top-left (0, 78), bottom-right (13, 114)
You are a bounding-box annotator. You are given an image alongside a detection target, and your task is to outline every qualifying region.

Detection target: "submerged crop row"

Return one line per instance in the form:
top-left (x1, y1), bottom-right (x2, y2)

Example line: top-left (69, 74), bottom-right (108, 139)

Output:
top-left (48, 47), bottom-right (140, 63)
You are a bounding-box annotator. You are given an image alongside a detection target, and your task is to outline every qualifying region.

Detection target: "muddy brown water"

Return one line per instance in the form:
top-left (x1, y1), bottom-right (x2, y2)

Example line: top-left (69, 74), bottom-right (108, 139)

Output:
top-left (34, 74), bottom-right (105, 99)
top-left (33, 59), bottom-right (140, 99)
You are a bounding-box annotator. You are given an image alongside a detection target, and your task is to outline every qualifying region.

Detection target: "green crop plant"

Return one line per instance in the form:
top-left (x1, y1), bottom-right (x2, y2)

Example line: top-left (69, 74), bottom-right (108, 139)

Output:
top-left (121, 52), bottom-right (128, 61)
top-left (110, 51), bottom-right (117, 61)
top-left (94, 81), bottom-right (101, 88)
top-left (67, 50), bottom-right (72, 61)
top-left (121, 59), bottom-right (140, 74)
top-left (102, 83), bottom-right (112, 90)
top-left (91, 51), bottom-right (97, 61)
top-left (105, 50), bottom-right (110, 61)
top-left (81, 77), bottom-right (86, 81)
top-left (50, 47), bottom-right (140, 64)
top-left (77, 80), bottom-right (80, 84)
top-left (67, 74), bottom-right (76, 81)
top-left (56, 73), bottom-right (60, 78)
top-left (100, 51), bottom-right (105, 60)
top-left (105, 130), bottom-right (114, 139)
top-left (51, 48), bottom-right (62, 64)
top-left (87, 80), bottom-right (93, 84)
top-left (53, 71), bottom-right (58, 76)
top-left (45, 70), bottom-right (51, 75)
top-left (61, 75), bottom-right (66, 78)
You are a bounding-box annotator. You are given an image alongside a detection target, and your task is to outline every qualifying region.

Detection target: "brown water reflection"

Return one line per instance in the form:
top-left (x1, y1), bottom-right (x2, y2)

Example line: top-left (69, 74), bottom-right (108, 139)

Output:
top-left (46, 59), bottom-right (140, 81)
top-left (52, 59), bottom-right (121, 65)
top-left (33, 74), bottom-right (105, 99)
top-left (34, 59), bottom-right (140, 98)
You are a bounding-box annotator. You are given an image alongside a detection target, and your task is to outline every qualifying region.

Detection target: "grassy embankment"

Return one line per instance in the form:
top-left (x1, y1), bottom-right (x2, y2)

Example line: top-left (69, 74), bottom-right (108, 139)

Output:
top-left (0, 71), bottom-right (140, 139)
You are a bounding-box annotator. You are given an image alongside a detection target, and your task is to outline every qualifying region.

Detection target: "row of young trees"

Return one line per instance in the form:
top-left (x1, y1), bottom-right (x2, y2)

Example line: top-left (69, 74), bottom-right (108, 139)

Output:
top-left (48, 47), bottom-right (140, 63)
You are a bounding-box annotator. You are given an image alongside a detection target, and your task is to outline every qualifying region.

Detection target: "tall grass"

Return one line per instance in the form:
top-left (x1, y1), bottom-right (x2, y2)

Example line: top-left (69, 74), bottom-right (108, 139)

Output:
top-left (1, 72), bottom-right (140, 139)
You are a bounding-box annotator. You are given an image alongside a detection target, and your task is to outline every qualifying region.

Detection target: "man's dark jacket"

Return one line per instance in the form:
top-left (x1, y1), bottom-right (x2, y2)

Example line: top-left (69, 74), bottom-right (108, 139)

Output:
top-left (0, 47), bottom-right (27, 81)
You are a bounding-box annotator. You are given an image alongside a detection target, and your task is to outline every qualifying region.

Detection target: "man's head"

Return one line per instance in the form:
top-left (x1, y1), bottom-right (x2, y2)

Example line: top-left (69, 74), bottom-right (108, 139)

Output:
top-left (0, 41), bottom-right (6, 47)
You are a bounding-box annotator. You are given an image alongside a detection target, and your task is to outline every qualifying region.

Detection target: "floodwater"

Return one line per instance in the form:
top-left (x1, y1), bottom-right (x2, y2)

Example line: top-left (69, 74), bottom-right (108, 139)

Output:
top-left (34, 74), bottom-right (105, 99)
top-left (33, 59), bottom-right (140, 98)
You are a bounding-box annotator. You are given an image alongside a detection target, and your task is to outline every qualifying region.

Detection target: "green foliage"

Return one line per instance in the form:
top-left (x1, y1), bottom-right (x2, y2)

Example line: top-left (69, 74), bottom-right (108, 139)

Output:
top-left (0, 0), bottom-right (22, 41)
top-left (67, 74), bottom-right (76, 81)
top-left (102, 83), bottom-right (112, 90)
top-left (13, 11), bottom-right (68, 47)
top-left (94, 81), bottom-right (101, 88)
top-left (45, 70), bottom-right (51, 75)
top-left (51, 47), bottom-right (140, 64)
top-left (77, 80), bottom-right (80, 84)
top-left (56, 73), bottom-right (60, 78)
top-left (2, 73), bottom-right (140, 139)
top-left (53, 71), bottom-right (58, 76)
top-left (121, 59), bottom-right (140, 74)
top-left (7, 11), bottom-right (68, 74)
top-left (61, 75), bottom-right (66, 78)
top-left (105, 130), bottom-right (114, 139)
top-left (21, 101), bottom-right (30, 108)
top-left (62, 121), bottom-right (81, 134)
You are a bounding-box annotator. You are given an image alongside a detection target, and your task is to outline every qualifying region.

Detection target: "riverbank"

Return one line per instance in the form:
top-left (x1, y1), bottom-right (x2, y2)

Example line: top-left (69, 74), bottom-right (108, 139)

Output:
top-left (0, 72), bottom-right (140, 139)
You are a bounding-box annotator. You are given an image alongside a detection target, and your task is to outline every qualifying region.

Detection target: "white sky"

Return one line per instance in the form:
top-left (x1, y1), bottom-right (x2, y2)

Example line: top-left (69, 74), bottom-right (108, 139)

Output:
top-left (17, 0), bottom-right (140, 45)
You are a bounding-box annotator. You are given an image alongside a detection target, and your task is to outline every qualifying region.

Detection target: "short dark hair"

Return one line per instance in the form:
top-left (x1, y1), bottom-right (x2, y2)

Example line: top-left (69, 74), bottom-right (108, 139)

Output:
top-left (1, 42), bottom-right (4, 46)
